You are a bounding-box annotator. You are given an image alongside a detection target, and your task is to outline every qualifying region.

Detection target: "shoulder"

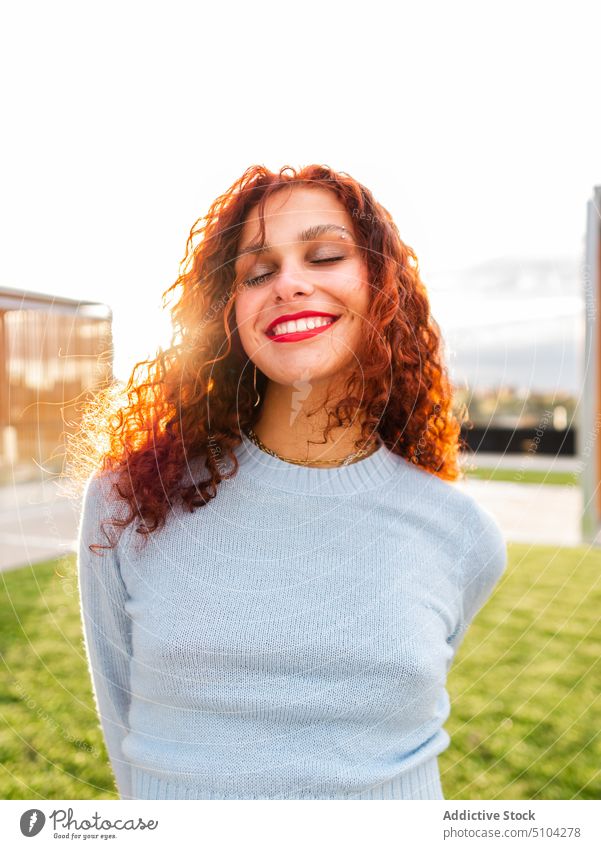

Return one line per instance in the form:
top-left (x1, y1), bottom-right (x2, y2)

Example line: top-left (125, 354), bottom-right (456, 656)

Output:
top-left (453, 485), bottom-right (508, 594)
top-left (81, 468), bottom-right (127, 517)
top-left (386, 453), bottom-right (498, 531)
top-left (389, 455), bottom-right (506, 568)
top-left (79, 468), bottom-right (133, 555)
top-left (463, 494), bottom-right (506, 556)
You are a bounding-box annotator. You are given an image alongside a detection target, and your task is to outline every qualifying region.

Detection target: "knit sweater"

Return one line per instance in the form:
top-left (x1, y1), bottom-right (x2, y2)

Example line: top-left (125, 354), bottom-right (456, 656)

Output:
top-left (77, 431), bottom-right (507, 800)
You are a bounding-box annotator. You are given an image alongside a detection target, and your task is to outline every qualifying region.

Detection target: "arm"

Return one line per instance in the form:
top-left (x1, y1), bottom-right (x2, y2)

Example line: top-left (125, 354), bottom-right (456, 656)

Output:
top-left (77, 471), bottom-right (134, 800)
top-left (447, 502), bottom-right (508, 655)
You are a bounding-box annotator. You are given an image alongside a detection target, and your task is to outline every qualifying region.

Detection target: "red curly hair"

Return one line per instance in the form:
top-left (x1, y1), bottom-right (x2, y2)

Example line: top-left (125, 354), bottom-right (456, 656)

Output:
top-left (70, 163), bottom-right (468, 552)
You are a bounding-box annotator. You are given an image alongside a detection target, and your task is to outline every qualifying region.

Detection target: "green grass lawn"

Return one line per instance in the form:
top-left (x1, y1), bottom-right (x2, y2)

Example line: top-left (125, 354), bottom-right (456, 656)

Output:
top-left (463, 467), bottom-right (579, 486)
top-left (1, 544), bottom-right (600, 800)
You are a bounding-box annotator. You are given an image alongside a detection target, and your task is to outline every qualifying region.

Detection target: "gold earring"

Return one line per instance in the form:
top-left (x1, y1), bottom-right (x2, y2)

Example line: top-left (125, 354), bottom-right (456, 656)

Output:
top-left (253, 363), bottom-right (261, 407)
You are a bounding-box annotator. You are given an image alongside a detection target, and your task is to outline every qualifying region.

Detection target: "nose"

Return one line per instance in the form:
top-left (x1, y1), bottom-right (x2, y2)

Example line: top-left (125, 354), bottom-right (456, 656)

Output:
top-left (270, 262), bottom-right (315, 303)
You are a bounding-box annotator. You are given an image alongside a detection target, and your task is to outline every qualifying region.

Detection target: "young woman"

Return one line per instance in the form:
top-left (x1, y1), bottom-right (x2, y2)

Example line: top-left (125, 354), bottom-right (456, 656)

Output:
top-left (75, 163), bottom-right (507, 800)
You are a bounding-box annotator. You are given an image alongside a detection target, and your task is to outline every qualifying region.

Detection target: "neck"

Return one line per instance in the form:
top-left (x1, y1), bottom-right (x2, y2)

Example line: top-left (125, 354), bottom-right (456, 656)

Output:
top-left (250, 377), bottom-right (376, 467)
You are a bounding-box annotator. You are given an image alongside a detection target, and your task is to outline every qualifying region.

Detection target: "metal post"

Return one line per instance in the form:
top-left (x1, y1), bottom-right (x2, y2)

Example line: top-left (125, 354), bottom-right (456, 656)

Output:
top-left (580, 185), bottom-right (601, 545)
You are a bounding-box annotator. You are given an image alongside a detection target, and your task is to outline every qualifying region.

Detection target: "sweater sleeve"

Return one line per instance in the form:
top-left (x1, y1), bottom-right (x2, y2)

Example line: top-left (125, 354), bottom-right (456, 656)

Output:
top-left (447, 501), bottom-right (508, 655)
top-left (77, 471), bottom-right (134, 800)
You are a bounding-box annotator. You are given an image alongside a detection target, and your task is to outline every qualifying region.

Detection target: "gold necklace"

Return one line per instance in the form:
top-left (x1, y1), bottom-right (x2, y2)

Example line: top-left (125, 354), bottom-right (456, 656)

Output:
top-left (245, 427), bottom-right (381, 467)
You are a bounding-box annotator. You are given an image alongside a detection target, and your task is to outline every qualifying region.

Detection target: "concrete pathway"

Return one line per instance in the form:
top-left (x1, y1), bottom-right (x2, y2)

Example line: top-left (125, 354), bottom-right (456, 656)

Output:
top-left (454, 477), bottom-right (582, 547)
top-left (457, 452), bottom-right (587, 547)
top-left (0, 478), bottom-right (81, 573)
top-left (0, 461), bottom-right (591, 573)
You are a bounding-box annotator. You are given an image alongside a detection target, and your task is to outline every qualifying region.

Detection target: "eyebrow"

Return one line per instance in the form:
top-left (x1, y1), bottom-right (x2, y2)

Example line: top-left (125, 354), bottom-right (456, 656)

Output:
top-left (234, 224), bottom-right (352, 264)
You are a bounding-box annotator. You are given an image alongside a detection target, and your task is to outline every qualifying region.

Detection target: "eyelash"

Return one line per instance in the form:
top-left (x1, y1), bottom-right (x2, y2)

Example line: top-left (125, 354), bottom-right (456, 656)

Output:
top-left (243, 256), bottom-right (345, 287)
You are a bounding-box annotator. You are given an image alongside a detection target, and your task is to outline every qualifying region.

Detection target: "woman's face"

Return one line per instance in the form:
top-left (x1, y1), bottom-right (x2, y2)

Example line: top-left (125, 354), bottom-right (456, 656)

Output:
top-left (233, 186), bottom-right (371, 388)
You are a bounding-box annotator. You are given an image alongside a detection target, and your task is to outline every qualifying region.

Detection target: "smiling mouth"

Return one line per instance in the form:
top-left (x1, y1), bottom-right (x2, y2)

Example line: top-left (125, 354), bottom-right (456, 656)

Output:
top-left (266, 314), bottom-right (341, 343)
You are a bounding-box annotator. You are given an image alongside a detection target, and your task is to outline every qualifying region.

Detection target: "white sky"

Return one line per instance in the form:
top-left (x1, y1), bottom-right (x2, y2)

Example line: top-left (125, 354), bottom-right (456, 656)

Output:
top-left (1, 0), bottom-right (599, 381)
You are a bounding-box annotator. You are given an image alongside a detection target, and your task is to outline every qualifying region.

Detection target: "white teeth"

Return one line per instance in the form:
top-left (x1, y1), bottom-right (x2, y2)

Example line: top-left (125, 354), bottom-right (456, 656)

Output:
top-left (271, 316), bottom-right (336, 336)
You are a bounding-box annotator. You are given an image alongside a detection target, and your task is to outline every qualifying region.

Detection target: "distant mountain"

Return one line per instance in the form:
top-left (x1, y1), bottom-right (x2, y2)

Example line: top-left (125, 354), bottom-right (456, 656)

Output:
top-left (426, 255), bottom-right (582, 297)
top-left (424, 256), bottom-right (585, 394)
top-left (447, 335), bottom-right (582, 395)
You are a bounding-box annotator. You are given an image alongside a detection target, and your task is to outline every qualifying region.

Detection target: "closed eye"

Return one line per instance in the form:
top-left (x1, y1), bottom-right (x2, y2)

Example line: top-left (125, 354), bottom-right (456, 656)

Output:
top-left (244, 272), bottom-right (274, 287)
top-left (312, 256), bottom-right (345, 264)
top-left (243, 256), bottom-right (345, 287)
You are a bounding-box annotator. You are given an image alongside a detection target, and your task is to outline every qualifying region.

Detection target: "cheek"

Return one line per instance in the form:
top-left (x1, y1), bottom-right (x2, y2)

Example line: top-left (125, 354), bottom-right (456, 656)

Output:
top-left (234, 291), bottom-right (259, 337)
top-left (340, 265), bottom-right (371, 317)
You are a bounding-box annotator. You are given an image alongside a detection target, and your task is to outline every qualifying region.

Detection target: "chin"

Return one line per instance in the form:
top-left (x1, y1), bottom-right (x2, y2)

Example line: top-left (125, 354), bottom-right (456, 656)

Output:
top-left (271, 362), bottom-right (352, 387)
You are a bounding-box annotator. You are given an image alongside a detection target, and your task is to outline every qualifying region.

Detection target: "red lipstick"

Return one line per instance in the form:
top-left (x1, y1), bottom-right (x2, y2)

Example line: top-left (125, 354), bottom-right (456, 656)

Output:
top-left (265, 310), bottom-right (340, 343)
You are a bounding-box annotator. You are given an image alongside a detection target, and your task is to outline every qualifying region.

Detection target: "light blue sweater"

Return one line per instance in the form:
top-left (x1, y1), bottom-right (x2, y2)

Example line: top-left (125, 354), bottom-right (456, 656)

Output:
top-left (77, 431), bottom-right (507, 800)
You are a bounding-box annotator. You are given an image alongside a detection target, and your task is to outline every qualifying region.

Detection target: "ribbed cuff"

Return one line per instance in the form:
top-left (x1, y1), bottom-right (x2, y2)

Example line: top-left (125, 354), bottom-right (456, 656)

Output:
top-left (128, 756), bottom-right (444, 800)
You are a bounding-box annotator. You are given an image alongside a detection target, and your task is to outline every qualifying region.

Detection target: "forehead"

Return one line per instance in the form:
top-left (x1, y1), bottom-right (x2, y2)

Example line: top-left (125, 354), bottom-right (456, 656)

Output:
top-left (238, 185), bottom-right (353, 247)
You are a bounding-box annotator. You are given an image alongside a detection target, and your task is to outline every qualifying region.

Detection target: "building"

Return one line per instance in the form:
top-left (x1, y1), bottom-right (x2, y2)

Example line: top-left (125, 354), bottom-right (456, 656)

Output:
top-left (581, 185), bottom-right (601, 545)
top-left (0, 287), bottom-right (112, 483)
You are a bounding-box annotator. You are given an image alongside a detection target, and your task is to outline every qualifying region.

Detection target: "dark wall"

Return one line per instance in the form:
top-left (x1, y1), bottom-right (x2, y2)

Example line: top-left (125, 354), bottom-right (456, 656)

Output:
top-left (460, 425), bottom-right (576, 456)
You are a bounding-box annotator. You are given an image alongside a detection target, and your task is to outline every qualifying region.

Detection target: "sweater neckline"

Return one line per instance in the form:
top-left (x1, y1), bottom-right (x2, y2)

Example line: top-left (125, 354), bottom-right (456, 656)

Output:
top-left (233, 430), bottom-right (405, 495)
